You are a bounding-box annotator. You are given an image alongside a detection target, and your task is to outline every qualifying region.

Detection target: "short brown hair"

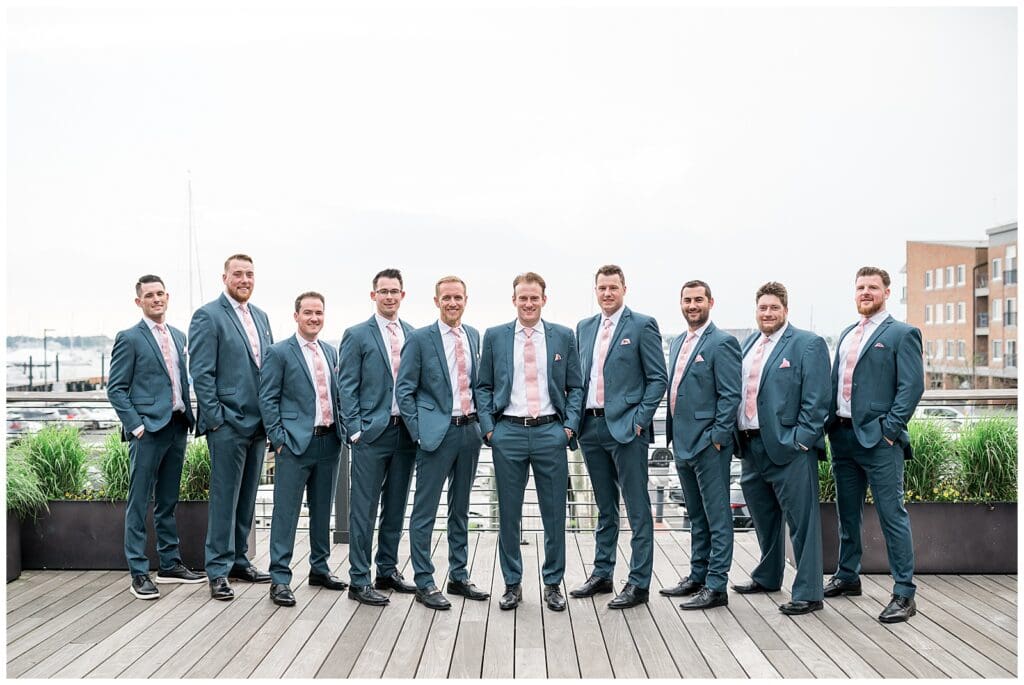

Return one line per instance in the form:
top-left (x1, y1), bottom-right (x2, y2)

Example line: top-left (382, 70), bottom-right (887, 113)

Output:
top-left (135, 274), bottom-right (165, 296)
top-left (856, 266), bottom-right (891, 287)
top-left (755, 281), bottom-right (788, 308)
top-left (594, 264), bottom-right (625, 285)
top-left (224, 253), bottom-right (254, 271)
top-left (294, 291), bottom-right (325, 312)
top-left (513, 271), bottom-right (546, 294)
top-left (435, 275), bottom-right (467, 297)
top-left (680, 280), bottom-right (712, 299)
top-left (373, 268), bottom-right (403, 290)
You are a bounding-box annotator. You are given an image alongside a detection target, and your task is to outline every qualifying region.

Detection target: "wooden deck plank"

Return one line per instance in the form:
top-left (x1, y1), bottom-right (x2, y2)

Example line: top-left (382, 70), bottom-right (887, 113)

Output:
top-left (6, 570), bottom-right (87, 616)
top-left (449, 529), bottom-right (497, 678)
top-left (514, 531), bottom-right (548, 678)
top-left (416, 533), bottom-right (480, 678)
top-left (6, 571), bottom-right (118, 642)
top-left (761, 649), bottom-right (814, 678)
top-left (559, 529), bottom-right (615, 679)
top-left (539, 535), bottom-right (581, 680)
top-left (952, 573), bottom-right (1019, 605)
top-left (986, 574), bottom-right (1017, 592)
top-left (920, 575), bottom-right (1017, 633)
top-left (379, 534), bottom-right (444, 679)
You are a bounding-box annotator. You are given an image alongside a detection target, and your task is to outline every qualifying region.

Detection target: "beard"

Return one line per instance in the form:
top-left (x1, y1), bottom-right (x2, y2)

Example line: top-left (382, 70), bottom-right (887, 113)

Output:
top-left (759, 318), bottom-right (786, 335)
top-left (856, 299), bottom-right (884, 317)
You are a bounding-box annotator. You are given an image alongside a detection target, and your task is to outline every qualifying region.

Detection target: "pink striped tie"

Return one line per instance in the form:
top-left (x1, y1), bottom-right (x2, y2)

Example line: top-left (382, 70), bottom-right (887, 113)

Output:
top-left (595, 318), bottom-right (614, 406)
top-left (523, 327), bottom-right (540, 418)
top-left (154, 324), bottom-right (181, 408)
top-left (307, 342), bottom-right (333, 426)
top-left (841, 318), bottom-right (870, 402)
top-left (386, 322), bottom-right (401, 381)
top-left (239, 303), bottom-right (261, 368)
top-left (670, 333), bottom-right (696, 415)
top-left (451, 327), bottom-right (473, 415)
top-left (744, 336), bottom-right (770, 420)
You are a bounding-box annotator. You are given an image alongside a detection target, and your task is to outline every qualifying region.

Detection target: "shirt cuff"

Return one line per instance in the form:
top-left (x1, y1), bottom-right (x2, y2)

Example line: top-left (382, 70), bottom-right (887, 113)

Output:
top-left (131, 425), bottom-right (144, 438)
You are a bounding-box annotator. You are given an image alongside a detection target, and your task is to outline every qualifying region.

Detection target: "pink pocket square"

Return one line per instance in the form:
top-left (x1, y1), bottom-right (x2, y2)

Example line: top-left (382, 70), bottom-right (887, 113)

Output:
top-left (779, 358), bottom-right (791, 369)
top-left (553, 353), bottom-right (562, 361)
top-left (620, 338), bottom-right (631, 345)
top-left (694, 354), bottom-right (705, 363)
top-left (874, 342), bottom-right (885, 348)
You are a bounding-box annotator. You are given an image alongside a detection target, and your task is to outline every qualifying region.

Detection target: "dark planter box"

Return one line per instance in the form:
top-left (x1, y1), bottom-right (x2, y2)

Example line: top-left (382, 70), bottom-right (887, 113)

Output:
top-left (19, 500), bottom-right (255, 571)
top-left (7, 515), bottom-right (22, 582)
top-left (797, 502), bottom-right (1017, 574)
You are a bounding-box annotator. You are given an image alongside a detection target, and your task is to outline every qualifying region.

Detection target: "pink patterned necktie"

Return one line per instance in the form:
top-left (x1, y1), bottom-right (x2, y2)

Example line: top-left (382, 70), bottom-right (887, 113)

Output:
top-left (451, 327), bottom-right (473, 415)
top-left (154, 324), bottom-right (181, 408)
top-left (744, 335), bottom-right (771, 420)
top-left (841, 318), bottom-right (870, 402)
top-left (386, 322), bottom-right (401, 381)
top-left (670, 333), bottom-right (696, 415)
top-left (307, 342), bottom-right (333, 426)
top-left (523, 327), bottom-right (540, 418)
top-left (238, 303), bottom-right (261, 368)
top-left (595, 318), bottom-right (614, 406)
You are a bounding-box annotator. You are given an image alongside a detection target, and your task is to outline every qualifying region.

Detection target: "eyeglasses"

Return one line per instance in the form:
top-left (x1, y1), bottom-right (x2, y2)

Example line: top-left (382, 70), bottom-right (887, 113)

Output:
top-left (376, 289), bottom-right (402, 296)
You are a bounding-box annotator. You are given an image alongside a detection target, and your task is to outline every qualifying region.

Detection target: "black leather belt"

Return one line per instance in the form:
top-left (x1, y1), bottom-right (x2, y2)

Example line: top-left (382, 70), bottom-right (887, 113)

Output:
top-left (585, 408), bottom-right (606, 417)
top-left (835, 417), bottom-right (854, 428)
top-left (501, 414), bottom-right (558, 427)
top-left (451, 414), bottom-right (478, 426)
top-left (313, 425), bottom-right (334, 436)
top-left (387, 415), bottom-right (404, 427)
top-left (738, 429), bottom-right (761, 441)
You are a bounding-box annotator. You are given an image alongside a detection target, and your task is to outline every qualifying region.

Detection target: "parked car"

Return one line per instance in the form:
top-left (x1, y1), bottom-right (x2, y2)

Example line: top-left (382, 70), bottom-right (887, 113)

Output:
top-left (6, 408), bottom-right (63, 435)
top-left (666, 457), bottom-right (752, 529)
top-left (914, 405), bottom-right (968, 438)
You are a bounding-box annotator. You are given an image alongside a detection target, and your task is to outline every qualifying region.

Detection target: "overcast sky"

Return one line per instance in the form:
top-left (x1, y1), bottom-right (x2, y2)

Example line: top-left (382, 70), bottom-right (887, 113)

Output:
top-left (6, 3), bottom-right (1017, 342)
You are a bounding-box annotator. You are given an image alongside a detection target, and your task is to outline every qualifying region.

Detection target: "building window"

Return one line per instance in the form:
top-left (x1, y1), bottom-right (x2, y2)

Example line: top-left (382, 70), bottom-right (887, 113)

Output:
top-left (1006, 297), bottom-right (1017, 326)
top-left (935, 339), bottom-right (943, 359)
top-left (993, 340), bottom-right (1002, 360)
top-left (945, 303), bottom-right (954, 322)
top-left (945, 266), bottom-right (954, 287)
top-left (1007, 340), bottom-right (1017, 368)
top-left (924, 271), bottom-right (932, 289)
top-left (946, 340), bottom-right (955, 359)
top-left (957, 340), bottom-right (966, 359)
top-left (924, 305), bottom-right (931, 324)
top-left (992, 258), bottom-right (1002, 281)
top-left (935, 268), bottom-right (944, 289)
top-left (926, 341), bottom-right (934, 358)
top-left (993, 298), bottom-right (1002, 323)
top-left (1007, 246), bottom-right (1017, 270)
top-left (957, 302), bottom-right (966, 323)
top-left (957, 264), bottom-right (966, 285)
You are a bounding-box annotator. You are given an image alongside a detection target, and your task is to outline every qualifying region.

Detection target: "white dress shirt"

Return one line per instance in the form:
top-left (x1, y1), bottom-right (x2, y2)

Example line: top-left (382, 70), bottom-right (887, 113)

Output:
top-left (375, 313), bottom-right (405, 416)
top-left (133, 316), bottom-right (186, 436)
top-left (296, 333), bottom-right (333, 427)
top-left (506, 320), bottom-right (556, 417)
top-left (586, 306), bottom-right (625, 409)
top-left (671, 320), bottom-right (711, 399)
top-left (438, 320), bottom-right (475, 416)
top-left (835, 310), bottom-right (890, 418)
top-left (737, 322), bottom-right (788, 431)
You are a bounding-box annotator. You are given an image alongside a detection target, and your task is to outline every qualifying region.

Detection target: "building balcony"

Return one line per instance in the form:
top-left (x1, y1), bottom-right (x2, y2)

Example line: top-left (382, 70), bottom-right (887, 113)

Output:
top-left (977, 313), bottom-right (989, 327)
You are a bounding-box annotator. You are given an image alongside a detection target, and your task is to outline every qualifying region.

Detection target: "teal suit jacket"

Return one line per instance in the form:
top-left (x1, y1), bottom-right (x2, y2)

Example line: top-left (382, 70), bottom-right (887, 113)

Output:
top-left (337, 316), bottom-right (415, 445)
top-left (826, 315), bottom-right (924, 457)
top-left (476, 320), bottom-right (585, 448)
top-left (108, 320), bottom-right (195, 435)
top-left (734, 325), bottom-right (831, 465)
top-left (188, 293), bottom-right (274, 436)
top-left (665, 322), bottom-right (742, 459)
top-left (395, 322), bottom-right (482, 452)
top-left (259, 337), bottom-right (344, 455)
top-left (576, 307), bottom-right (668, 445)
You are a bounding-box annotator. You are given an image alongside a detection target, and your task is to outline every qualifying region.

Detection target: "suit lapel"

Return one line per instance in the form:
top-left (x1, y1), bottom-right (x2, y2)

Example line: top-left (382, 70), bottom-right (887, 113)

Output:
top-left (318, 340), bottom-right (338, 395)
top-left (505, 323), bottom-right (516, 387)
top-left (367, 316), bottom-right (391, 369)
top-left (138, 321), bottom-right (172, 381)
top-left (759, 326), bottom-right (794, 392)
top-left (580, 315), bottom-right (598, 371)
top-left (289, 337), bottom-right (315, 389)
top-left (682, 322), bottom-right (715, 379)
top-left (220, 294), bottom-right (259, 367)
top-left (605, 308), bottom-right (631, 368)
top-left (859, 316), bottom-right (893, 360)
top-left (429, 325), bottom-right (454, 391)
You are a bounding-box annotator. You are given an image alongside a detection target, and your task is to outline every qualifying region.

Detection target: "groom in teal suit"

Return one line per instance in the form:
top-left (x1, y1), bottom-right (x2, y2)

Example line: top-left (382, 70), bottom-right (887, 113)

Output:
top-left (338, 268), bottom-right (418, 606)
top-left (732, 282), bottom-right (830, 616)
top-left (824, 266), bottom-right (924, 624)
top-left (396, 275), bottom-right (490, 610)
top-left (189, 254), bottom-right (274, 600)
top-left (570, 265), bottom-right (667, 610)
top-left (477, 272), bottom-right (584, 612)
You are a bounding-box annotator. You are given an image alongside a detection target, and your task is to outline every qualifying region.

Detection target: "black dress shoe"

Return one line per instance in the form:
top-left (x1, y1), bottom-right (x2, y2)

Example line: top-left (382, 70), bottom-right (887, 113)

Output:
top-left (446, 578), bottom-right (490, 601)
top-left (499, 584), bottom-right (522, 610)
top-left (878, 595), bottom-right (916, 623)
top-left (229, 565), bottom-right (271, 584)
top-left (130, 574), bottom-right (160, 600)
top-left (270, 583), bottom-right (296, 607)
top-left (209, 577), bottom-right (234, 601)
top-left (608, 583), bottom-right (649, 609)
top-left (309, 573), bottom-right (348, 591)
top-left (348, 584), bottom-right (390, 606)
top-left (374, 570), bottom-right (417, 594)
top-left (731, 580), bottom-right (780, 595)
top-left (659, 577), bottom-right (703, 597)
top-left (680, 586), bottom-right (728, 610)
top-left (823, 576), bottom-right (862, 598)
top-left (415, 585), bottom-right (451, 610)
top-left (779, 600), bottom-right (824, 615)
top-left (156, 563), bottom-right (205, 584)
top-left (569, 575), bottom-right (615, 598)
top-left (544, 584), bottom-right (566, 612)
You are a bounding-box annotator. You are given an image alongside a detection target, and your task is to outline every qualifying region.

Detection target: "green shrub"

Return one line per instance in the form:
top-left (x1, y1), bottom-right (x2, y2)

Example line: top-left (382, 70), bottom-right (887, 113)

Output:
top-left (100, 432), bottom-right (131, 501)
top-left (180, 437), bottom-right (211, 501)
top-left (818, 459), bottom-right (836, 502)
top-left (957, 415), bottom-right (1017, 503)
top-left (7, 446), bottom-right (48, 519)
top-left (905, 419), bottom-right (959, 502)
top-left (20, 425), bottom-right (90, 499)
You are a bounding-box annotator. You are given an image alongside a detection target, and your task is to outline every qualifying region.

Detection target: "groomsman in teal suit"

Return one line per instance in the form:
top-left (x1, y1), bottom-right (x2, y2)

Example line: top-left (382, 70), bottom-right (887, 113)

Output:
top-left (259, 292), bottom-right (348, 607)
top-left (570, 265), bottom-right (668, 609)
top-left (108, 274), bottom-right (205, 600)
top-left (825, 267), bottom-right (924, 624)
top-left (189, 254), bottom-right (274, 601)
top-left (338, 268), bottom-right (418, 606)
top-left (732, 282), bottom-right (830, 615)
top-left (661, 280), bottom-right (741, 610)
top-left (477, 272), bottom-right (584, 612)
top-left (396, 276), bottom-right (490, 610)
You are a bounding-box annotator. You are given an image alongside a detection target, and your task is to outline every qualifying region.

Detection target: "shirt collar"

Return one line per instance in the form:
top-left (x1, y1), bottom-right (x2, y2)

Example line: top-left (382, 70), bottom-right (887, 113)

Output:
top-left (295, 332), bottom-right (319, 347)
top-left (601, 306), bottom-right (624, 328)
top-left (375, 312), bottom-right (400, 329)
top-left (763, 321), bottom-right (789, 343)
top-left (515, 319), bottom-right (545, 335)
top-left (142, 316), bottom-right (167, 331)
top-left (864, 309), bottom-right (889, 326)
top-left (437, 320), bottom-right (462, 336)
top-left (685, 320), bottom-right (712, 341)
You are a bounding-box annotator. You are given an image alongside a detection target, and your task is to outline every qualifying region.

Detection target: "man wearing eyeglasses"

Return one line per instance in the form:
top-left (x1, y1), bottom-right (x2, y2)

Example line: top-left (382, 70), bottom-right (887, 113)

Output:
top-left (338, 269), bottom-right (418, 606)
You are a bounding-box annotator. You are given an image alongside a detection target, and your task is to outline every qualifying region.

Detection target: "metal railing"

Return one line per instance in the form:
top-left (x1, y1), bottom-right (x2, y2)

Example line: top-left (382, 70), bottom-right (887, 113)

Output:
top-left (1004, 269), bottom-right (1017, 285)
top-left (1005, 312), bottom-right (1018, 326)
top-left (977, 312), bottom-right (989, 327)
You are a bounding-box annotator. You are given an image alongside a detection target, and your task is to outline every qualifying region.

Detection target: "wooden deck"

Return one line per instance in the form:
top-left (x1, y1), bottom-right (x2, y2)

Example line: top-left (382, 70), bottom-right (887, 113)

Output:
top-left (6, 530), bottom-right (1017, 678)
